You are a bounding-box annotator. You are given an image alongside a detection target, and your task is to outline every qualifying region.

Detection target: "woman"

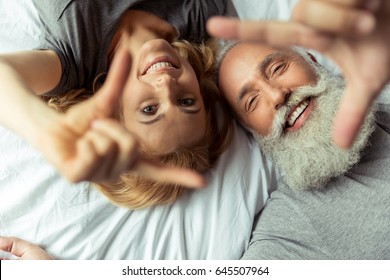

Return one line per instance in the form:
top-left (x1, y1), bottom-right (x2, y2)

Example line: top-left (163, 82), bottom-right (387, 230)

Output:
top-left (46, 38), bottom-right (233, 209)
top-left (0, 1), bottom-right (232, 208)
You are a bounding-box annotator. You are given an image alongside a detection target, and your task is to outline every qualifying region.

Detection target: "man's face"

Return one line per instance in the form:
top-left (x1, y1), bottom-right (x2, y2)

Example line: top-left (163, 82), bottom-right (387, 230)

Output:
top-left (219, 43), bottom-right (318, 136)
top-left (219, 43), bottom-right (375, 189)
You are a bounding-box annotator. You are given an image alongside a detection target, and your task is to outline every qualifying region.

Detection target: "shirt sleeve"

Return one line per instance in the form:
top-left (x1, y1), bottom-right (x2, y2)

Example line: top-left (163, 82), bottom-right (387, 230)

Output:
top-left (32, 0), bottom-right (126, 96)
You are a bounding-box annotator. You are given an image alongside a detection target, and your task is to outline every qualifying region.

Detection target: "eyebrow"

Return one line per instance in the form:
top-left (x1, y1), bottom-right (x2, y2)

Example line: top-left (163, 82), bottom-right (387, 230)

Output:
top-left (237, 52), bottom-right (284, 105)
top-left (138, 108), bottom-right (201, 125)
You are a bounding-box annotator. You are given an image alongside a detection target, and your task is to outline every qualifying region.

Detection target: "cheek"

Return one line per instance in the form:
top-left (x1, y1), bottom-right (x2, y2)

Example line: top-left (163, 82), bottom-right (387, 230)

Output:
top-left (296, 62), bottom-right (318, 84)
top-left (249, 106), bottom-right (275, 137)
top-left (120, 98), bottom-right (137, 127)
top-left (122, 117), bottom-right (139, 137)
top-left (304, 68), bottom-right (318, 84)
top-left (186, 71), bottom-right (201, 93)
top-left (281, 72), bottom-right (313, 89)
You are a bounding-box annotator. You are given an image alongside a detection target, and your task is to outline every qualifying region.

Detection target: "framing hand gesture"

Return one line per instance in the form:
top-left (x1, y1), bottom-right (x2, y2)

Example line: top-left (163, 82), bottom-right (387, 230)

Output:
top-left (36, 43), bottom-right (205, 188)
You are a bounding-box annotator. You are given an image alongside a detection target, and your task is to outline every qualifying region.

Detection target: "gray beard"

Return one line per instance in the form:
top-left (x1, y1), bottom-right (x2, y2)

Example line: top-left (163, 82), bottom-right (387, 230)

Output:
top-left (252, 68), bottom-right (376, 190)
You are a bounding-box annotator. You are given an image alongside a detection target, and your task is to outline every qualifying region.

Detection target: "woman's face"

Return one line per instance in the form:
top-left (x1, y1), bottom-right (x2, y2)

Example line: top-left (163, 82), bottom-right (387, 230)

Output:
top-left (121, 39), bottom-right (207, 154)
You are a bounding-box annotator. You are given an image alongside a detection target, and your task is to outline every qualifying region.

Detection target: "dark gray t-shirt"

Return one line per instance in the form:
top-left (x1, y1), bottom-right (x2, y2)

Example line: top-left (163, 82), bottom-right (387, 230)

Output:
top-left (242, 101), bottom-right (390, 259)
top-left (32, 0), bottom-right (226, 96)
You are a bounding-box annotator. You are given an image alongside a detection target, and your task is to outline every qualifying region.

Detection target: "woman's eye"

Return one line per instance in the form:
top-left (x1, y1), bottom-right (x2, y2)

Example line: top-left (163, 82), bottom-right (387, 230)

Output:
top-left (178, 98), bottom-right (195, 106)
top-left (142, 105), bottom-right (158, 115)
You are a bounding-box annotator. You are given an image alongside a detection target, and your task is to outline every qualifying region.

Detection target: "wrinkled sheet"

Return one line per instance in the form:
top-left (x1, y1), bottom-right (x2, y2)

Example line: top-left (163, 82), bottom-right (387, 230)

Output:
top-left (0, 0), bottom-right (295, 260)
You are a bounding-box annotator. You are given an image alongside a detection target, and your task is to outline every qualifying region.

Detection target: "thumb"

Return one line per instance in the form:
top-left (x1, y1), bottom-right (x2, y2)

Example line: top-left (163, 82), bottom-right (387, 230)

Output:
top-left (206, 16), bottom-right (332, 51)
top-left (333, 82), bottom-right (376, 149)
top-left (94, 39), bottom-right (132, 117)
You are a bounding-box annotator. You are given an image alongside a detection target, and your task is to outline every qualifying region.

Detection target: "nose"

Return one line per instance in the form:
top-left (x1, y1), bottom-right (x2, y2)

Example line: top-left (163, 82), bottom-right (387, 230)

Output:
top-left (152, 74), bottom-right (177, 89)
top-left (150, 75), bottom-right (178, 99)
top-left (264, 85), bottom-right (291, 110)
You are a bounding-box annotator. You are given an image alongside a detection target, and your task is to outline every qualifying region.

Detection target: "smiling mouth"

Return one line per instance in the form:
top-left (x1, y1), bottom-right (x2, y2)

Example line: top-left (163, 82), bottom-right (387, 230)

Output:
top-left (285, 97), bottom-right (311, 128)
top-left (142, 56), bottom-right (178, 75)
top-left (145, 61), bottom-right (176, 74)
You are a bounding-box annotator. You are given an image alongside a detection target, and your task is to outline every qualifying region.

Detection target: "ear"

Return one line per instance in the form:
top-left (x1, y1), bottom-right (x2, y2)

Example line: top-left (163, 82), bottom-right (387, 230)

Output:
top-left (307, 52), bottom-right (318, 64)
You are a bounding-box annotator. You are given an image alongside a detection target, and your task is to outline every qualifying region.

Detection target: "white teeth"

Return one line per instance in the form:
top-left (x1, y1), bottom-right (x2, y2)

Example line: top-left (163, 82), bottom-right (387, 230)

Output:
top-left (146, 62), bottom-right (173, 74)
top-left (287, 99), bottom-right (310, 127)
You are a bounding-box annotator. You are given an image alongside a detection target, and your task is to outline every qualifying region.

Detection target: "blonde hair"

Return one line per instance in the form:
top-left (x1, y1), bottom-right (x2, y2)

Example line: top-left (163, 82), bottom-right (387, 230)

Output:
top-left (44, 39), bottom-right (233, 209)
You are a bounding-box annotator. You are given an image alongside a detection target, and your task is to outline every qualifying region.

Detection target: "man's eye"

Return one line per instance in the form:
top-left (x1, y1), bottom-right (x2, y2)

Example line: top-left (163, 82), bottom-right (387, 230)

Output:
top-left (178, 98), bottom-right (195, 106)
top-left (246, 94), bottom-right (259, 112)
top-left (271, 63), bottom-right (287, 77)
top-left (142, 105), bottom-right (158, 115)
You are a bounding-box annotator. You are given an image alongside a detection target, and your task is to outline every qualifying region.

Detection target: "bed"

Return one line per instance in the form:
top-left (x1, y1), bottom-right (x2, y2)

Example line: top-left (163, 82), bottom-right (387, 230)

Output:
top-left (3, 0), bottom-right (387, 260)
top-left (0, 0), bottom-right (286, 260)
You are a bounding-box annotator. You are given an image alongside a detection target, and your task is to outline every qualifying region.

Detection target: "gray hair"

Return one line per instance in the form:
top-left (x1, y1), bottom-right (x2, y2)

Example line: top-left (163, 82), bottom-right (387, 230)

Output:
top-left (214, 39), bottom-right (240, 80)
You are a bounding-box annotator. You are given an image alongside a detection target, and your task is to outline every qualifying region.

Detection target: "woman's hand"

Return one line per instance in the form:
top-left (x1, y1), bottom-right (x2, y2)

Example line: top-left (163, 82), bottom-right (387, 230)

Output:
top-left (36, 43), bottom-right (206, 188)
top-left (0, 236), bottom-right (53, 260)
top-left (37, 44), bottom-right (136, 183)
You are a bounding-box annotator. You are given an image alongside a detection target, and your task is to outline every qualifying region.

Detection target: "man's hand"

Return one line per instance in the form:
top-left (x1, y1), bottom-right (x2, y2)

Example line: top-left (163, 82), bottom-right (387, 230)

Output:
top-left (0, 236), bottom-right (53, 260)
top-left (325, 5), bottom-right (390, 148)
top-left (207, 0), bottom-right (390, 148)
top-left (37, 41), bottom-right (205, 188)
top-left (293, 0), bottom-right (380, 36)
top-left (293, 0), bottom-right (390, 148)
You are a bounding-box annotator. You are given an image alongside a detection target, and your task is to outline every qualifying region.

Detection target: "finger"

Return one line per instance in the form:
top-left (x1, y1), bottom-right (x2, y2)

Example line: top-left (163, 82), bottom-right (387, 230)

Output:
top-left (333, 84), bottom-right (375, 149)
top-left (83, 129), bottom-right (120, 181)
top-left (63, 38), bottom-right (133, 131)
top-left (95, 38), bottom-right (132, 116)
top-left (304, 0), bottom-right (381, 10)
top-left (207, 17), bottom-right (333, 51)
top-left (293, 0), bottom-right (377, 36)
top-left (134, 158), bottom-right (207, 189)
top-left (0, 236), bottom-right (28, 258)
top-left (71, 131), bottom-right (125, 182)
top-left (0, 236), bottom-right (53, 260)
top-left (207, 16), bottom-right (240, 40)
top-left (91, 119), bottom-right (205, 188)
top-left (0, 250), bottom-right (20, 260)
top-left (380, 0), bottom-right (390, 16)
top-left (64, 136), bottom-right (101, 182)
top-left (91, 119), bottom-right (138, 179)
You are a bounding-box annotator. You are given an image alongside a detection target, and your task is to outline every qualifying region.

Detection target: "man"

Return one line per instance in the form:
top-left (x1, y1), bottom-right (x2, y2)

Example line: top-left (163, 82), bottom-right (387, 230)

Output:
top-left (217, 40), bottom-right (390, 259)
top-left (208, 0), bottom-right (390, 149)
top-left (209, 0), bottom-right (390, 259)
top-left (2, 0), bottom-right (389, 260)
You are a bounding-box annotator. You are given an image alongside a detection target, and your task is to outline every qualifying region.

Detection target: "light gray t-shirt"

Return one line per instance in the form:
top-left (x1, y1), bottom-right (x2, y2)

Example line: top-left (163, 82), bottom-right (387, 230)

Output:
top-left (32, 0), bottom-right (227, 96)
top-left (242, 102), bottom-right (390, 259)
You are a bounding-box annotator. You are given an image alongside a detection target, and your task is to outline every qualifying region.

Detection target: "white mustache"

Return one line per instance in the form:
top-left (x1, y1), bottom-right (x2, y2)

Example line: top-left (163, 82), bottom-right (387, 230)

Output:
top-left (254, 67), bottom-right (375, 190)
top-left (271, 76), bottom-right (330, 137)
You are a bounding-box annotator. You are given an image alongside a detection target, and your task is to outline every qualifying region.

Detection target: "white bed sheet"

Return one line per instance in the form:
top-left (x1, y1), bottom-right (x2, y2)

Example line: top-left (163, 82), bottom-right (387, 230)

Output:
top-left (2, 0), bottom-right (389, 260)
top-left (0, 121), bottom-right (278, 260)
top-left (0, 0), bottom-right (42, 52)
